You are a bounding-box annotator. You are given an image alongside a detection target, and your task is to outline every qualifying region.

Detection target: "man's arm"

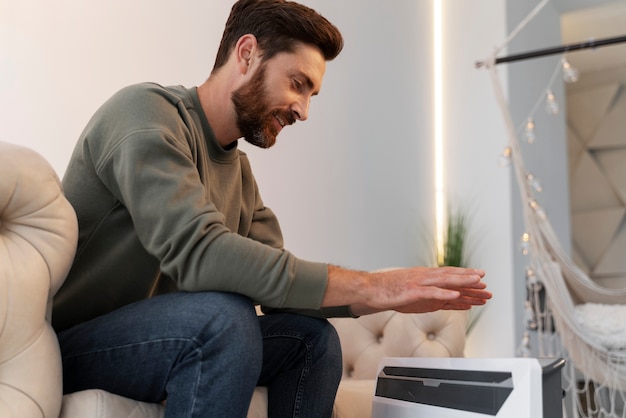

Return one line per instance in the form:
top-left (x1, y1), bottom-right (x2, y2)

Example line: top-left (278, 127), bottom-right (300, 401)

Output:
top-left (323, 265), bottom-right (491, 316)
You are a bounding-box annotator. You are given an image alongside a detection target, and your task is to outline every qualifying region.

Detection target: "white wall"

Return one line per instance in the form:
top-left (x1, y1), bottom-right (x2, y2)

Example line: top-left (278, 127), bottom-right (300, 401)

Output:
top-left (0, 0), bottom-right (519, 357)
top-left (0, 0), bottom-right (231, 174)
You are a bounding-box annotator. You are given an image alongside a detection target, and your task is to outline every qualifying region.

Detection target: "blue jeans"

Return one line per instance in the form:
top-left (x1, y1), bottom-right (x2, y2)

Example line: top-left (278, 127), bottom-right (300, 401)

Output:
top-left (57, 292), bottom-right (343, 417)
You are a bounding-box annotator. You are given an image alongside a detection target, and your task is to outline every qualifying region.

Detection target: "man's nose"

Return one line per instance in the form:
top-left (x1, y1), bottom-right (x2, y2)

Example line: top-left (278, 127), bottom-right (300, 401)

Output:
top-left (291, 98), bottom-right (310, 121)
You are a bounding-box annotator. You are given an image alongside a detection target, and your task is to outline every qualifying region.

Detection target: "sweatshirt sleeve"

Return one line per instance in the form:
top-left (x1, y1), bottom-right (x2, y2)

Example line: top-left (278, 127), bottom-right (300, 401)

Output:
top-left (93, 126), bottom-right (328, 310)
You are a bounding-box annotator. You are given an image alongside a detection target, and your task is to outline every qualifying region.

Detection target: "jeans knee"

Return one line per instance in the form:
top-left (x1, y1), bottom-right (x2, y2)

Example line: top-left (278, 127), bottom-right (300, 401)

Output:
top-left (204, 293), bottom-right (260, 336)
top-left (318, 320), bottom-right (343, 379)
top-left (291, 316), bottom-right (343, 381)
top-left (173, 292), bottom-right (264, 377)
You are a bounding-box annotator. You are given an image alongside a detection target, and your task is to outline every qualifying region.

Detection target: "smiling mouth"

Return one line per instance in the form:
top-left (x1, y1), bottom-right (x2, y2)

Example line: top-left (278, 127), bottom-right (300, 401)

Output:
top-left (272, 111), bottom-right (295, 133)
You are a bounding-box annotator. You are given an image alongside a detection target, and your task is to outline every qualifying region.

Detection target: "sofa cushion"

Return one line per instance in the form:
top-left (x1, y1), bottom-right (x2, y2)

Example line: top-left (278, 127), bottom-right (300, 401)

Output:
top-left (330, 310), bottom-right (467, 379)
top-left (60, 390), bottom-right (164, 418)
top-left (60, 387), bottom-right (270, 418)
top-left (0, 141), bottom-right (78, 418)
top-left (333, 380), bottom-right (377, 418)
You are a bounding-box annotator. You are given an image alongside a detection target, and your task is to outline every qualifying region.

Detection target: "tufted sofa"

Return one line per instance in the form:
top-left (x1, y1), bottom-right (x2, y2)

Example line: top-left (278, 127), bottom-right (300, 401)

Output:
top-left (0, 140), bottom-right (468, 418)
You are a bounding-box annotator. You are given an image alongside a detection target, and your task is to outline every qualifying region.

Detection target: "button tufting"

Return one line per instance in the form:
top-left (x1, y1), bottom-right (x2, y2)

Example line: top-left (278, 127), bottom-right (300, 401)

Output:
top-left (427, 332), bottom-right (436, 341)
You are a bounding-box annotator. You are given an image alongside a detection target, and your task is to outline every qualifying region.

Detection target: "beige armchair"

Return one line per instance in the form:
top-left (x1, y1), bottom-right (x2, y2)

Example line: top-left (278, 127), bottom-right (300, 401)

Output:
top-left (0, 141), bottom-right (76, 417)
top-left (0, 141), bottom-right (467, 418)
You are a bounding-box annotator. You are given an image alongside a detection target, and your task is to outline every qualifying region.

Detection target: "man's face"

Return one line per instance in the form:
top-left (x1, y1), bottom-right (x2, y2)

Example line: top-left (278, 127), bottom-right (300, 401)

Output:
top-left (232, 43), bottom-right (326, 148)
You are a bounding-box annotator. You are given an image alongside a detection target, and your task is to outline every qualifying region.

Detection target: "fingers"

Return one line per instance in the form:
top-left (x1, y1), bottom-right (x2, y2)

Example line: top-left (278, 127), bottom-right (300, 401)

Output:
top-left (416, 286), bottom-right (491, 305)
top-left (459, 287), bottom-right (492, 300)
top-left (442, 287), bottom-right (492, 313)
top-left (362, 266), bottom-right (491, 315)
top-left (437, 266), bottom-right (485, 277)
top-left (413, 267), bottom-right (486, 290)
top-left (458, 295), bottom-right (490, 307)
top-left (400, 267), bottom-right (491, 313)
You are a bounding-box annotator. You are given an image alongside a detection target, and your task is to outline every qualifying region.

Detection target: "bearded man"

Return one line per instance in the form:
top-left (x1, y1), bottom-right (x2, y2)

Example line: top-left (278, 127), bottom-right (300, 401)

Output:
top-left (53, 1), bottom-right (491, 417)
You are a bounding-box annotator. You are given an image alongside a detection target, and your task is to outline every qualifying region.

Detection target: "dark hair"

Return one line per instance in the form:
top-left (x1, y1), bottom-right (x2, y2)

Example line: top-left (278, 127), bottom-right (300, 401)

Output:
top-left (212, 0), bottom-right (343, 73)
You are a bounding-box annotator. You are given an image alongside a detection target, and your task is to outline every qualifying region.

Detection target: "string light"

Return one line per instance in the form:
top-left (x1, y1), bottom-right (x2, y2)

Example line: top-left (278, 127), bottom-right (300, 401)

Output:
top-left (526, 172), bottom-right (543, 193)
top-left (528, 199), bottom-right (546, 220)
top-left (544, 89), bottom-right (559, 115)
top-left (524, 117), bottom-right (536, 143)
top-left (511, 53), bottom-right (580, 148)
top-left (501, 53), bottom-right (580, 171)
top-left (499, 146), bottom-right (512, 167)
top-left (520, 232), bottom-right (531, 255)
top-left (561, 56), bottom-right (580, 83)
top-left (510, 55), bottom-right (572, 361)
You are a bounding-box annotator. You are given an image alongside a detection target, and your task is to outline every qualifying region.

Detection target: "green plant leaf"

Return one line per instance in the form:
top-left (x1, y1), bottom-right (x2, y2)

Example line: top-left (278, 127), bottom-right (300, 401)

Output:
top-left (439, 209), bottom-right (468, 268)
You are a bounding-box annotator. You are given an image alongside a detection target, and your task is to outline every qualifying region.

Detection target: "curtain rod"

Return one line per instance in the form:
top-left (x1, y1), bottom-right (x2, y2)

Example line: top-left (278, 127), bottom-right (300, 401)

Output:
top-left (475, 34), bottom-right (626, 68)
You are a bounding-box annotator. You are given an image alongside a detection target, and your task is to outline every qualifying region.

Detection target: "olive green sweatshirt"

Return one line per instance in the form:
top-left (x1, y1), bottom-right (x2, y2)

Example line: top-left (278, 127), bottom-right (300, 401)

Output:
top-left (52, 83), bottom-right (347, 332)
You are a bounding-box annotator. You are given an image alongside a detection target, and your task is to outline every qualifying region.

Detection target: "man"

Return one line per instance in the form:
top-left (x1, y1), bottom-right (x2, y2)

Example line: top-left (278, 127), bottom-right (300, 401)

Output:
top-left (53, 0), bottom-right (492, 417)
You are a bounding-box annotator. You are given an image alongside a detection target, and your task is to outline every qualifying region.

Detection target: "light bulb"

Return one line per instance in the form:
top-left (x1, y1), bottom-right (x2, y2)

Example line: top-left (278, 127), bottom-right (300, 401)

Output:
top-left (529, 199), bottom-right (547, 220)
top-left (561, 57), bottom-right (580, 83)
top-left (499, 146), bottom-right (512, 167)
top-left (545, 89), bottom-right (559, 115)
top-left (524, 117), bottom-right (536, 143)
top-left (526, 172), bottom-right (543, 193)
top-left (520, 232), bottom-right (530, 255)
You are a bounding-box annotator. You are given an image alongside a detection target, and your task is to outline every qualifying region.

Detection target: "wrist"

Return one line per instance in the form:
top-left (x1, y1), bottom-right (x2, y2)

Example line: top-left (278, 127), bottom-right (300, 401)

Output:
top-left (323, 264), bottom-right (372, 308)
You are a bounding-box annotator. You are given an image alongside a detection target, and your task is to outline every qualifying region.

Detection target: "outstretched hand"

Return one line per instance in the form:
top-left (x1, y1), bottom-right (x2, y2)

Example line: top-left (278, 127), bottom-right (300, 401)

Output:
top-left (325, 265), bottom-right (491, 317)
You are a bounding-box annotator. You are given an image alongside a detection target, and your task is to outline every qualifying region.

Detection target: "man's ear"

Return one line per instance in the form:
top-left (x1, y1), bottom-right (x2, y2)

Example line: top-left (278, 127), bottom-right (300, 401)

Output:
top-left (235, 34), bottom-right (258, 75)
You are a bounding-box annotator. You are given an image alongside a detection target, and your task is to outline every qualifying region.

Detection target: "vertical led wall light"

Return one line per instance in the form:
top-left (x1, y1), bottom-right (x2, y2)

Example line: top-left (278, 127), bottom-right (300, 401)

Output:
top-left (434, 0), bottom-right (445, 266)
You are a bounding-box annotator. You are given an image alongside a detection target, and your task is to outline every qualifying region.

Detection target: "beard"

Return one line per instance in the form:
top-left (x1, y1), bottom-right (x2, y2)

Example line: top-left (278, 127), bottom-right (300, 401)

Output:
top-left (231, 64), bottom-right (295, 149)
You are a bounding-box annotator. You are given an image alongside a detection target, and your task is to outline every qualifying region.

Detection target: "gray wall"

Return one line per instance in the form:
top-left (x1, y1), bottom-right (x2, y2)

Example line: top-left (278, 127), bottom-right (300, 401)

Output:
top-left (506, 1), bottom-right (572, 354)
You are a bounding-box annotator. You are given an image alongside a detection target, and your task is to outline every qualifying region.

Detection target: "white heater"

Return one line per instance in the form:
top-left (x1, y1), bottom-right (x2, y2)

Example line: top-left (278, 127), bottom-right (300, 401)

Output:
top-left (371, 357), bottom-right (564, 418)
